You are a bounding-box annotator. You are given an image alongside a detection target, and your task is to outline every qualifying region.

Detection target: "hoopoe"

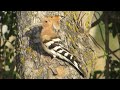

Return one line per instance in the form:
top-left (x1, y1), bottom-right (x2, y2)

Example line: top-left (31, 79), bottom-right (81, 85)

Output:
top-left (39, 15), bottom-right (86, 78)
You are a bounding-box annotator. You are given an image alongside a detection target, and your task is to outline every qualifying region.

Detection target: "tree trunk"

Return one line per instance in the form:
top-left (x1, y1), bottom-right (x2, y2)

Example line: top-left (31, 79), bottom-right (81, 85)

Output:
top-left (16, 11), bottom-right (96, 79)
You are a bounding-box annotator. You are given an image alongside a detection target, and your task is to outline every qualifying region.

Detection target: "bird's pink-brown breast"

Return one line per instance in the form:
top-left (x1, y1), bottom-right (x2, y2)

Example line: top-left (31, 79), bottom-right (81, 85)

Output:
top-left (40, 16), bottom-right (61, 42)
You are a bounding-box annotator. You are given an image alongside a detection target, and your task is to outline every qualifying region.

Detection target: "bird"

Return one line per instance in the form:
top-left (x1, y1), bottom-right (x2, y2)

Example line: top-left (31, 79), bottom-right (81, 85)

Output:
top-left (39, 15), bottom-right (86, 78)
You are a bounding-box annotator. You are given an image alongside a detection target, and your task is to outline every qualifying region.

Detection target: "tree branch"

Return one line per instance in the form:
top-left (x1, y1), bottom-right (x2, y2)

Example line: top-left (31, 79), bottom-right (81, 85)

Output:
top-left (104, 12), bottom-right (110, 79)
top-left (91, 12), bottom-right (104, 28)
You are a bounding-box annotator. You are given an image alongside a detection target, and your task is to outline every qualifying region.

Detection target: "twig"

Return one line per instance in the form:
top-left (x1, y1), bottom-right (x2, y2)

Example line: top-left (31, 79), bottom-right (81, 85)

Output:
top-left (89, 30), bottom-right (120, 61)
top-left (91, 12), bottom-right (104, 28)
top-left (94, 12), bottom-right (105, 44)
top-left (98, 48), bottom-right (120, 60)
top-left (89, 34), bottom-right (103, 50)
top-left (109, 48), bottom-right (120, 60)
top-left (104, 12), bottom-right (109, 79)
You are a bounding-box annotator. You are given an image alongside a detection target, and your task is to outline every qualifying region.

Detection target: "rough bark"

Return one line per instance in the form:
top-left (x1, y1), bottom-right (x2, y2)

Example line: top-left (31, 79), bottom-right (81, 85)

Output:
top-left (16, 11), bottom-right (96, 79)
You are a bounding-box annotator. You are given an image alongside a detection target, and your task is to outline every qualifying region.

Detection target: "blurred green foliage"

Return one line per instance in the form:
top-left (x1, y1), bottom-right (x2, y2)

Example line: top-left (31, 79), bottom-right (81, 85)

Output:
top-left (107, 11), bottom-right (120, 37)
top-left (0, 11), bottom-right (18, 79)
top-left (92, 11), bottom-right (120, 38)
top-left (92, 11), bottom-right (120, 79)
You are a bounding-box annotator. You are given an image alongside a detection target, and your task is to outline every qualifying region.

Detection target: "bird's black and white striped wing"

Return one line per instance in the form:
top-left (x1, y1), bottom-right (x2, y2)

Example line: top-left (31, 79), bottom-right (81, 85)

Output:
top-left (43, 37), bottom-right (85, 78)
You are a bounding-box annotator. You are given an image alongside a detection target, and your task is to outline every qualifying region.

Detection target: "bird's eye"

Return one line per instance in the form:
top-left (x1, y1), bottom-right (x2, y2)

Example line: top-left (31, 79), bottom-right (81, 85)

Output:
top-left (45, 21), bottom-right (47, 23)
